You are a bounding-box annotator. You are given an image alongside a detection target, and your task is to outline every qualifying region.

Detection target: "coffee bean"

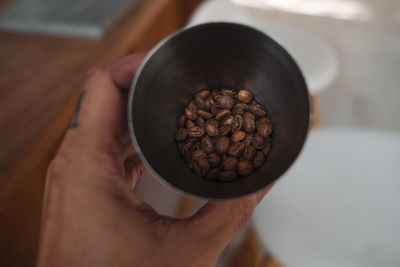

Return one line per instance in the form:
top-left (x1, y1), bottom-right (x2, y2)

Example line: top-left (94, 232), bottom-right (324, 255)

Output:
top-left (188, 126), bottom-right (205, 138)
top-left (252, 134), bottom-right (265, 150)
top-left (237, 160), bottom-right (254, 176)
top-left (237, 89), bottom-right (253, 103)
top-left (243, 133), bottom-right (254, 146)
top-left (253, 151), bottom-right (265, 168)
top-left (216, 95), bottom-right (235, 109)
top-left (192, 149), bottom-right (207, 161)
top-left (176, 88), bottom-right (273, 179)
top-left (221, 88), bottom-right (235, 96)
top-left (175, 128), bottom-right (188, 141)
top-left (205, 123), bottom-right (219, 137)
top-left (206, 167), bottom-right (222, 180)
top-left (186, 119), bottom-right (196, 129)
top-left (215, 136), bottom-right (230, 154)
top-left (249, 101), bottom-right (267, 117)
top-left (243, 112), bottom-right (256, 133)
top-left (208, 153), bottom-right (221, 167)
top-left (219, 170), bottom-right (237, 182)
top-left (243, 145), bottom-right (256, 160)
top-left (262, 142), bottom-right (271, 156)
top-left (193, 161), bottom-right (208, 176)
top-left (223, 156), bottom-right (238, 170)
top-left (212, 89), bottom-right (221, 100)
top-left (194, 95), bottom-right (206, 110)
top-left (178, 114), bottom-right (186, 128)
top-left (185, 102), bottom-right (198, 120)
top-left (196, 90), bottom-right (210, 98)
top-left (198, 109), bottom-right (213, 119)
top-left (232, 115), bottom-right (243, 132)
top-left (228, 142), bottom-right (246, 157)
top-left (216, 109), bottom-right (231, 121)
top-left (196, 116), bottom-right (205, 127)
top-left (232, 131), bottom-right (246, 143)
top-left (233, 103), bottom-right (248, 115)
top-left (204, 96), bottom-right (213, 112)
top-left (201, 136), bottom-right (213, 153)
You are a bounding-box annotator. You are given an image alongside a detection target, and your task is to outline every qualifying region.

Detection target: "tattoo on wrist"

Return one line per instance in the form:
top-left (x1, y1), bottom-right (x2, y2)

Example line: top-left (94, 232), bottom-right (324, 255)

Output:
top-left (69, 90), bottom-right (86, 129)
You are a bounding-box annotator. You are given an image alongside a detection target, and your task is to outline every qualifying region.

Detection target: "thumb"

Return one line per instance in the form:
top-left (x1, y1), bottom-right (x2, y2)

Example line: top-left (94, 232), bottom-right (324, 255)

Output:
top-left (185, 186), bottom-right (272, 253)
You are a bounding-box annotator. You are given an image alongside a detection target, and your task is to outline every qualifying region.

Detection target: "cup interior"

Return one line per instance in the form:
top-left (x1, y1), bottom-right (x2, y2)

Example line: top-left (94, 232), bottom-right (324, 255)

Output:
top-left (129, 23), bottom-right (310, 199)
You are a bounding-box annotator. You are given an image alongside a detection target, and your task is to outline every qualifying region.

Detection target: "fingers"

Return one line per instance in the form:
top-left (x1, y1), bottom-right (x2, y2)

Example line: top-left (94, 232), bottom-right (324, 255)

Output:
top-left (185, 186), bottom-right (272, 252)
top-left (124, 153), bottom-right (148, 188)
top-left (103, 52), bottom-right (147, 90)
top-left (63, 53), bottom-right (146, 159)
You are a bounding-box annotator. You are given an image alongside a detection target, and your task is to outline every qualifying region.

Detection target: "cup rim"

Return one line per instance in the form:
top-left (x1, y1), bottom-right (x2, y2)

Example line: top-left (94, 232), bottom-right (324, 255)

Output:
top-left (128, 22), bottom-right (311, 200)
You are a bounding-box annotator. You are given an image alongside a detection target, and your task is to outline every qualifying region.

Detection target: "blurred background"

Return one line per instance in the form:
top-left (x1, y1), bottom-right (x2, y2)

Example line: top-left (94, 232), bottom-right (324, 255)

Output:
top-left (0, 0), bottom-right (399, 266)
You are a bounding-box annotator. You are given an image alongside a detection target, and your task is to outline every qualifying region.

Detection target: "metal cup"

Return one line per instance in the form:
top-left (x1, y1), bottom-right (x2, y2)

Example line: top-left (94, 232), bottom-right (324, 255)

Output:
top-left (128, 22), bottom-right (310, 199)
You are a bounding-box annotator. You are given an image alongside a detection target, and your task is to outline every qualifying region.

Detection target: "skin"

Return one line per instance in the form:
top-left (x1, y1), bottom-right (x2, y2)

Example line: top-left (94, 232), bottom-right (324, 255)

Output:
top-left (37, 53), bottom-right (271, 267)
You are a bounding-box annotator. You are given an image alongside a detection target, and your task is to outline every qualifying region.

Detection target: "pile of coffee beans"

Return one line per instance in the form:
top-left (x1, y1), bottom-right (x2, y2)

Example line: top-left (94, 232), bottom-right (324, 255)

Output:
top-left (175, 89), bottom-right (273, 182)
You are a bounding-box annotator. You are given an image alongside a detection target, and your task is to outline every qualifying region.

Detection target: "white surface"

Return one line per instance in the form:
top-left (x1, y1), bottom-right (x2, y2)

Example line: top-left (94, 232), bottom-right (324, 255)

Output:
top-left (189, 0), bottom-right (338, 93)
top-left (252, 129), bottom-right (400, 267)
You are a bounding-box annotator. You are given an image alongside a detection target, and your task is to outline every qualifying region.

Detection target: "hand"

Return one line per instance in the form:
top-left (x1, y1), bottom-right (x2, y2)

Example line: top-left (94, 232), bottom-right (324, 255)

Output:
top-left (37, 53), bottom-right (270, 267)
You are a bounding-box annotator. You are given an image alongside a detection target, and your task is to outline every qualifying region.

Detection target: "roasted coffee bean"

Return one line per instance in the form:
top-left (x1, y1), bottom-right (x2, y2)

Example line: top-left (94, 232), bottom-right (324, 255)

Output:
top-left (215, 136), bottom-right (230, 154)
top-left (192, 149), bottom-right (207, 161)
top-left (198, 109), bottom-right (213, 119)
top-left (175, 128), bottom-right (188, 141)
top-left (243, 145), bottom-right (257, 160)
top-left (219, 170), bottom-right (237, 182)
top-left (216, 109), bottom-right (231, 121)
top-left (194, 95), bottom-right (206, 110)
top-left (205, 122), bottom-right (219, 137)
top-left (188, 126), bottom-right (205, 138)
top-left (223, 156), bottom-right (238, 170)
top-left (206, 167), bottom-right (222, 180)
top-left (201, 136), bottom-right (213, 153)
top-left (262, 142), bottom-right (271, 156)
top-left (243, 133), bottom-right (254, 146)
top-left (196, 90), bottom-right (210, 98)
top-left (207, 119), bottom-right (219, 128)
top-left (208, 153), bottom-right (221, 167)
top-left (232, 131), bottom-right (246, 143)
top-left (212, 89), bottom-right (221, 100)
top-left (176, 88), bottom-right (273, 179)
top-left (220, 124), bottom-right (231, 136)
top-left (178, 114), bottom-right (186, 128)
top-left (197, 158), bottom-right (210, 171)
top-left (237, 89), bottom-right (253, 103)
top-left (204, 96), bottom-right (213, 112)
top-left (185, 102), bottom-right (198, 120)
top-left (233, 103), bottom-right (248, 115)
top-left (216, 95), bottom-right (235, 109)
top-left (243, 112), bottom-right (256, 133)
top-left (221, 89), bottom-right (235, 96)
top-left (256, 118), bottom-right (273, 137)
top-left (222, 115), bottom-right (234, 126)
top-left (228, 142), bottom-right (246, 157)
top-left (186, 119), bottom-right (196, 129)
top-left (237, 160), bottom-right (254, 176)
top-left (182, 142), bottom-right (194, 157)
top-left (232, 115), bottom-right (243, 132)
top-left (252, 134), bottom-right (265, 150)
top-left (186, 158), bottom-right (195, 169)
top-left (196, 116), bottom-right (205, 127)
top-left (193, 161), bottom-right (208, 176)
top-left (253, 151), bottom-right (265, 168)
top-left (249, 101), bottom-right (267, 117)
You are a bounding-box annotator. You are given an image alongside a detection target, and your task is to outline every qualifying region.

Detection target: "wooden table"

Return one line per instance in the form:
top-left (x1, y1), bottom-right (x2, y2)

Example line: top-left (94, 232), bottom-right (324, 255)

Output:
top-left (0, 1), bottom-right (202, 266)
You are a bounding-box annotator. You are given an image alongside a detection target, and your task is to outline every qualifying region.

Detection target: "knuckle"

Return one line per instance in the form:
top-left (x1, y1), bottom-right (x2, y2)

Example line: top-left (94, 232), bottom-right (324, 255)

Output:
top-left (86, 65), bottom-right (109, 80)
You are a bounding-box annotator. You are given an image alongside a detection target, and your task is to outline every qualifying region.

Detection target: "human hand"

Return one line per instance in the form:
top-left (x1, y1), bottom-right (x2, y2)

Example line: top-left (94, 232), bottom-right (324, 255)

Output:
top-left (37, 53), bottom-right (271, 267)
